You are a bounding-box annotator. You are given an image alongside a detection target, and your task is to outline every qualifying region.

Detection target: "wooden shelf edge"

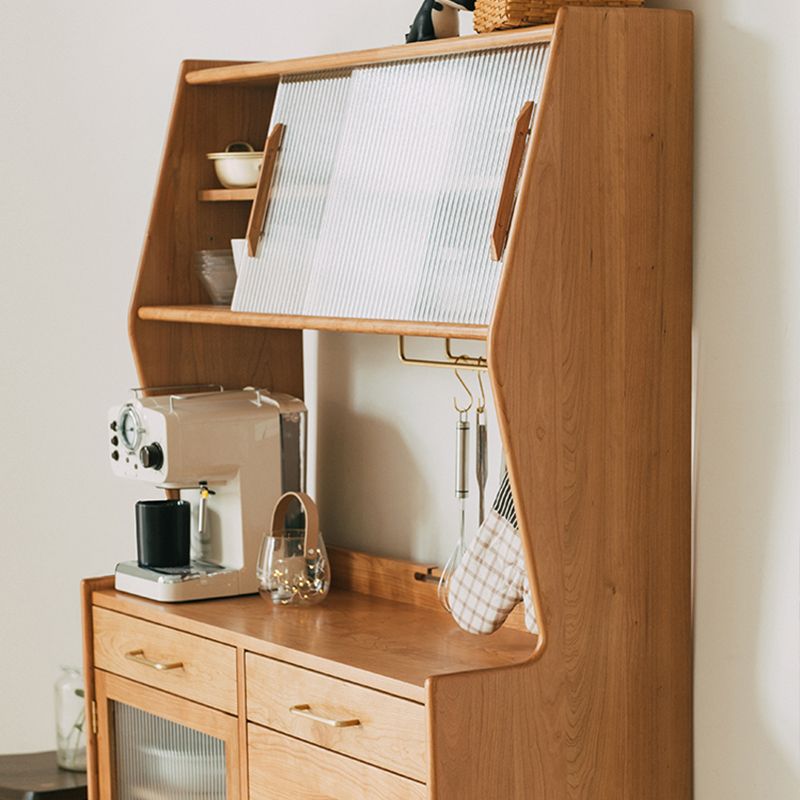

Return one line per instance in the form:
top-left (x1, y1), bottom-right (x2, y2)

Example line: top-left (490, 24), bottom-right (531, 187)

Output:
top-left (137, 305), bottom-right (489, 341)
top-left (185, 26), bottom-right (555, 86)
top-left (198, 188), bottom-right (257, 202)
top-left (329, 546), bottom-right (530, 634)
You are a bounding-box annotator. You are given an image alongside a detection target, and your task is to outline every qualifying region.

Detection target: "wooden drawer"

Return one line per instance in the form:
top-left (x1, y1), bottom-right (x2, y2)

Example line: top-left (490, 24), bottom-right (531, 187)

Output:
top-left (246, 653), bottom-right (426, 781)
top-left (249, 725), bottom-right (426, 800)
top-left (92, 607), bottom-right (236, 713)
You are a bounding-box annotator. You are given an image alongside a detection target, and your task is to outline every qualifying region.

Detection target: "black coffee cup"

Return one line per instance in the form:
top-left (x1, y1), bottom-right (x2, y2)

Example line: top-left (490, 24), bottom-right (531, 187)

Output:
top-left (135, 500), bottom-right (191, 569)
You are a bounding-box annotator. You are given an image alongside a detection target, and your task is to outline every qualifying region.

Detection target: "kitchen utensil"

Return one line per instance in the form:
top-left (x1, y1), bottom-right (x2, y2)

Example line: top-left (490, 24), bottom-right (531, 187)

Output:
top-left (438, 366), bottom-right (473, 612)
top-left (448, 469), bottom-right (538, 635)
top-left (207, 141), bottom-right (263, 188)
top-left (110, 388), bottom-right (308, 602)
top-left (135, 500), bottom-right (191, 569)
top-left (257, 491), bottom-right (330, 606)
top-left (475, 371), bottom-right (488, 524)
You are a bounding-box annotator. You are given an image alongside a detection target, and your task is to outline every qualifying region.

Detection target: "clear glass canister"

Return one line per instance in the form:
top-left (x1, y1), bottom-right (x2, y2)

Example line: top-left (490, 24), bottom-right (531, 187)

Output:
top-left (54, 666), bottom-right (87, 771)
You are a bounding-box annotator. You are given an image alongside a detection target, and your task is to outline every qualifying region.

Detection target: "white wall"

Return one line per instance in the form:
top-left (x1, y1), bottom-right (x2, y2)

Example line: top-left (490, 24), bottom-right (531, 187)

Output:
top-left (0, 2), bottom-right (797, 797)
top-left (650, 1), bottom-right (800, 796)
top-left (0, 0), bottom-right (483, 757)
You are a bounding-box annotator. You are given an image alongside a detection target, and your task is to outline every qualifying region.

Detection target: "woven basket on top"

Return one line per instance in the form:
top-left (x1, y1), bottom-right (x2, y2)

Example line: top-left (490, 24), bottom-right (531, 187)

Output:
top-left (474, 0), bottom-right (644, 33)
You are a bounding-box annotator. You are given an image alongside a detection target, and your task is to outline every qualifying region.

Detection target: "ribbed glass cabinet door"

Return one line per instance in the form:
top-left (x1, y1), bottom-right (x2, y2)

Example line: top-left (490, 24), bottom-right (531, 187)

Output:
top-left (112, 702), bottom-right (226, 799)
top-left (94, 672), bottom-right (239, 799)
top-left (232, 42), bottom-right (550, 326)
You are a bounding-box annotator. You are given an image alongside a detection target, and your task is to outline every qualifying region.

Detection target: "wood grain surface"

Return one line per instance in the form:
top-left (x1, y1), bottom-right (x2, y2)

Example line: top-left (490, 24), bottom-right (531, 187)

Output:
top-left (248, 724), bottom-right (426, 800)
top-left (93, 606), bottom-right (237, 713)
top-left (92, 586), bottom-right (534, 703)
top-left (329, 546), bottom-right (528, 633)
top-left (186, 26), bottom-right (555, 87)
top-left (197, 188), bottom-right (257, 202)
top-left (81, 576), bottom-right (114, 800)
top-left (428, 8), bottom-right (694, 799)
top-left (236, 649), bottom-right (249, 800)
top-left (491, 100), bottom-right (535, 261)
top-left (245, 122), bottom-right (285, 256)
top-left (246, 653), bottom-right (427, 781)
top-left (136, 304), bottom-right (489, 341)
top-left (128, 60), bottom-right (303, 396)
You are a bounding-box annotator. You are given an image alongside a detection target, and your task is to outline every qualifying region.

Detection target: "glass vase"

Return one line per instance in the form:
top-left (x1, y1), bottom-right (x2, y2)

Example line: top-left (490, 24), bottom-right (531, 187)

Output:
top-left (55, 666), bottom-right (86, 771)
top-left (256, 491), bottom-right (330, 607)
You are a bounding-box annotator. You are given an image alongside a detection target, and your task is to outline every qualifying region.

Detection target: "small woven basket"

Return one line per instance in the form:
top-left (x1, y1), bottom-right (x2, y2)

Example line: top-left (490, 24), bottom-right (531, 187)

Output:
top-left (474, 1), bottom-right (644, 32)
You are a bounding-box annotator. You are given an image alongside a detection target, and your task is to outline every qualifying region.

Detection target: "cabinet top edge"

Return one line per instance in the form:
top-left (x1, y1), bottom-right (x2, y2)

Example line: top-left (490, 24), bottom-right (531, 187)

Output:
top-left (185, 26), bottom-right (555, 87)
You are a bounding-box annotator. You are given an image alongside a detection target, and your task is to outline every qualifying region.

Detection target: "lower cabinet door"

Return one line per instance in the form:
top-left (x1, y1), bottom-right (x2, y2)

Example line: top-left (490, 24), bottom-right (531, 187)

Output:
top-left (248, 724), bottom-right (426, 800)
top-left (94, 670), bottom-right (240, 799)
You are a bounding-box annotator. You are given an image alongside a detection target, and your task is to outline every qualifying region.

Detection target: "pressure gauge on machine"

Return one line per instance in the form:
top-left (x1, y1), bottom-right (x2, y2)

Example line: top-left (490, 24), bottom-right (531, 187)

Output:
top-left (117, 404), bottom-right (144, 453)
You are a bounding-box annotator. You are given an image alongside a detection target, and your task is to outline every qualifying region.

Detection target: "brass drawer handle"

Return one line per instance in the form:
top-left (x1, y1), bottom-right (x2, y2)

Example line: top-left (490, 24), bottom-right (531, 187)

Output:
top-left (125, 648), bottom-right (184, 671)
top-left (289, 704), bottom-right (361, 728)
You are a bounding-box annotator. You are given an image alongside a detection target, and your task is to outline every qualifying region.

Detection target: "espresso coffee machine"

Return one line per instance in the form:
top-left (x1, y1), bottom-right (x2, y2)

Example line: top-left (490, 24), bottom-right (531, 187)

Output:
top-left (108, 387), bottom-right (307, 602)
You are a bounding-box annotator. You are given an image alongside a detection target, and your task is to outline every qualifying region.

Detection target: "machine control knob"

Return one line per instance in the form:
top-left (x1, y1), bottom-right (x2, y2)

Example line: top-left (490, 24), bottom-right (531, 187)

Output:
top-left (111, 450), bottom-right (119, 461)
top-left (110, 420), bottom-right (118, 432)
top-left (139, 443), bottom-right (164, 470)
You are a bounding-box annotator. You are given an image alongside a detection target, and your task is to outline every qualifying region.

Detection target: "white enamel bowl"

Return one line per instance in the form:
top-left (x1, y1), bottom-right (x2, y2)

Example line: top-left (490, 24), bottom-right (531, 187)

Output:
top-left (207, 150), bottom-right (263, 189)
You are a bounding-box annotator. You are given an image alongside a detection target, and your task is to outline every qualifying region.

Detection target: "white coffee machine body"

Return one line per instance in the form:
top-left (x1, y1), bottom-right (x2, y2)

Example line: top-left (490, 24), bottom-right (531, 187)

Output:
top-left (108, 388), bottom-right (306, 602)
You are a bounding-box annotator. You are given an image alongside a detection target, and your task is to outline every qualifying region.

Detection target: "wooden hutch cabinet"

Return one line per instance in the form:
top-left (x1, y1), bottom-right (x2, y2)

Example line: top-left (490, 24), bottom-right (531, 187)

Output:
top-left (82, 7), bottom-right (693, 799)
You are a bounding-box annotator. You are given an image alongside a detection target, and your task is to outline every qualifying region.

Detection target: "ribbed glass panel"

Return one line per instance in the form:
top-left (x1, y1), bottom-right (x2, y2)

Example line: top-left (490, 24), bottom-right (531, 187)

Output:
top-left (232, 43), bottom-right (550, 325)
top-left (112, 701), bottom-right (226, 799)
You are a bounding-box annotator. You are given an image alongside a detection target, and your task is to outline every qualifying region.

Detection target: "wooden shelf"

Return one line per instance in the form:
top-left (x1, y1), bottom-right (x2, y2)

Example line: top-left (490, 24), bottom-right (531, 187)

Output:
top-left (91, 585), bottom-right (534, 702)
top-left (198, 188), bottom-right (256, 202)
top-left (137, 305), bottom-right (489, 341)
top-left (185, 27), bottom-right (554, 87)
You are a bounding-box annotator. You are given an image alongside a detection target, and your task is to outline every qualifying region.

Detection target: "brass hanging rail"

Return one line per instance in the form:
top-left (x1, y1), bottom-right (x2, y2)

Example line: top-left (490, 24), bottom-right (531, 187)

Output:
top-left (397, 336), bottom-right (488, 371)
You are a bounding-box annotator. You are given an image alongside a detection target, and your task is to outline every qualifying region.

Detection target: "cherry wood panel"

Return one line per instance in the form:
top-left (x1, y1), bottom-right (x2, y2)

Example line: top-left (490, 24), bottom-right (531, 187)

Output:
top-left (235, 649), bottom-right (249, 800)
top-left (128, 60), bottom-right (303, 396)
top-left (429, 8), bottom-right (694, 798)
top-left (246, 653), bottom-right (427, 780)
top-left (329, 546), bottom-right (528, 633)
top-left (81, 576), bottom-right (114, 800)
top-left (136, 305), bottom-right (489, 341)
top-left (245, 123), bottom-right (285, 257)
top-left (197, 188), bottom-right (257, 202)
top-left (92, 586), bottom-right (534, 704)
top-left (92, 607), bottom-right (237, 713)
top-left (491, 99), bottom-right (535, 261)
top-left (186, 26), bottom-right (555, 87)
top-left (248, 725), bottom-right (426, 800)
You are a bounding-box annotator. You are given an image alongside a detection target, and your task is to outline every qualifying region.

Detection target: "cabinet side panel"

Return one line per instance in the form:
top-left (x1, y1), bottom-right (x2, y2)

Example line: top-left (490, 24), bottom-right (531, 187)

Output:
top-left (430, 8), bottom-right (693, 799)
top-left (128, 61), bottom-right (303, 395)
top-left (82, 577), bottom-right (114, 800)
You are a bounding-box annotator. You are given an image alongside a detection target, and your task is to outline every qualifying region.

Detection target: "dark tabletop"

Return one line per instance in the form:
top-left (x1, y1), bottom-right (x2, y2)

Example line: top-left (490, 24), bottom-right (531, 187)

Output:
top-left (0, 752), bottom-right (86, 800)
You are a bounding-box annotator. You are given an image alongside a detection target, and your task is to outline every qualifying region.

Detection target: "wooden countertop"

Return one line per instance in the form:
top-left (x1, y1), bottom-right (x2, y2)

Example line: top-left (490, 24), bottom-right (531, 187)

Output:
top-left (92, 586), bottom-right (535, 703)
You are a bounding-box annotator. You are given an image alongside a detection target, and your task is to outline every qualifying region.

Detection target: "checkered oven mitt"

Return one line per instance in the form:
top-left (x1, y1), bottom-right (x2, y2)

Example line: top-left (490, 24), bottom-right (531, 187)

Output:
top-left (448, 471), bottom-right (538, 635)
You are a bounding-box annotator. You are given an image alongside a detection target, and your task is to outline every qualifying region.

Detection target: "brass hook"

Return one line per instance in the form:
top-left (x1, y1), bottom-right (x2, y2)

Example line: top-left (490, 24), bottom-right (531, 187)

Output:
top-left (453, 358), bottom-right (474, 413)
top-left (476, 371), bottom-right (486, 415)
